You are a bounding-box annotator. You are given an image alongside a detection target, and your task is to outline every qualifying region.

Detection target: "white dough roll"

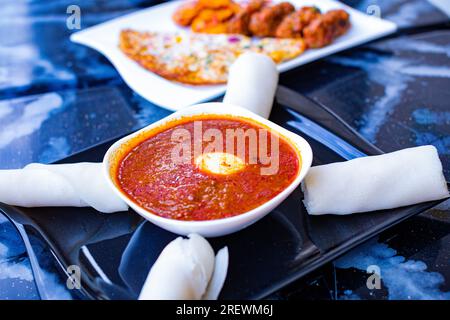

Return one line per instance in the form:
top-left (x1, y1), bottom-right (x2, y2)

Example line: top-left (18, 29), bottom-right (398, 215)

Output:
top-left (223, 52), bottom-right (278, 119)
top-left (302, 145), bottom-right (449, 215)
top-left (138, 234), bottom-right (228, 300)
top-left (0, 162), bottom-right (128, 213)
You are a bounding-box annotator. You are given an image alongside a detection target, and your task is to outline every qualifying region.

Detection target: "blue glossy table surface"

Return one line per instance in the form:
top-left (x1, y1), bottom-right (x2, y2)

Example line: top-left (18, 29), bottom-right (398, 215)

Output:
top-left (0, 0), bottom-right (449, 300)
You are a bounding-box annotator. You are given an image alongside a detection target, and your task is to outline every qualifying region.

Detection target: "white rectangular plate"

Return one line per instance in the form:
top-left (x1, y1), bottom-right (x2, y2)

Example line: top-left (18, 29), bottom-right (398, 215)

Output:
top-left (70, 0), bottom-right (397, 111)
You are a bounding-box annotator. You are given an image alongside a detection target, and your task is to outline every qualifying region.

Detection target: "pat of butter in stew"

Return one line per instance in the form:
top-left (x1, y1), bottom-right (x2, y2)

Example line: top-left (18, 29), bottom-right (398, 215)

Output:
top-left (114, 115), bottom-right (300, 221)
top-left (195, 152), bottom-right (245, 175)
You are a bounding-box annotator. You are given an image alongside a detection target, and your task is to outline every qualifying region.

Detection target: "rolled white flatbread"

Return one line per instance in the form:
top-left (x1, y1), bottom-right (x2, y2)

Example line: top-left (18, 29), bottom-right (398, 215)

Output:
top-left (0, 162), bottom-right (128, 213)
top-left (223, 52), bottom-right (278, 119)
top-left (302, 145), bottom-right (449, 215)
top-left (138, 234), bottom-right (228, 300)
top-left (203, 246), bottom-right (229, 300)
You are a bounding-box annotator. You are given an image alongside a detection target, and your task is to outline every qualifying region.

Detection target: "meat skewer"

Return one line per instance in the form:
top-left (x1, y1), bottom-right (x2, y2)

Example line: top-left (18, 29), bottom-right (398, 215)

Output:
top-left (172, 1), bottom-right (351, 48)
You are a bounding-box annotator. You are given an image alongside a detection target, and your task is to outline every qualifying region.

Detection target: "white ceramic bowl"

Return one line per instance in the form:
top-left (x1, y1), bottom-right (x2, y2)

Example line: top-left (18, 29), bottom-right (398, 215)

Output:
top-left (103, 103), bottom-right (313, 237)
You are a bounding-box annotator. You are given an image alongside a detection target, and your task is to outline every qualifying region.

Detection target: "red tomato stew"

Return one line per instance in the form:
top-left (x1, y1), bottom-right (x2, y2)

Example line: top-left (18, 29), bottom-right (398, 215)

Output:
top-left (112, 115), bottom-right (301, 221)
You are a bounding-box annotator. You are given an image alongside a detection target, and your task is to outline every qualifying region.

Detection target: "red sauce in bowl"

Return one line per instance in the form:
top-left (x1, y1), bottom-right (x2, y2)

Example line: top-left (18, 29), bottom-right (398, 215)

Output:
top-left (112, 115), bottom-right (300, 221)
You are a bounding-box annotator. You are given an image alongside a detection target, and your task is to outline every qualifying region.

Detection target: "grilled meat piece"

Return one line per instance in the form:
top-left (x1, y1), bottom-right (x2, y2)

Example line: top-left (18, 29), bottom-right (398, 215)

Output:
top-left (275, 6), bottom-right (321, 38)
top-left (249, 2), bottom-right (295, 37)
top-left (227, 0), bottom-right (265, 35)
top-left (303, 9), bottom-right (350, 48)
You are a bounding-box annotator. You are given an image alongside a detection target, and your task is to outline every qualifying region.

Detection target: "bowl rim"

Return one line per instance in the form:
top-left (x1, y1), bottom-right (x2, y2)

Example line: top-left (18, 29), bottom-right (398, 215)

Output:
top-left (103, 102), bottom-right (313, 229)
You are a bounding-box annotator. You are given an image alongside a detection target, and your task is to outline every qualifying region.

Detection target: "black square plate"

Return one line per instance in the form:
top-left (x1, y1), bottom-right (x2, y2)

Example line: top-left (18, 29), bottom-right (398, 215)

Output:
top-left (0, 86), bottom-right (446, 300)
